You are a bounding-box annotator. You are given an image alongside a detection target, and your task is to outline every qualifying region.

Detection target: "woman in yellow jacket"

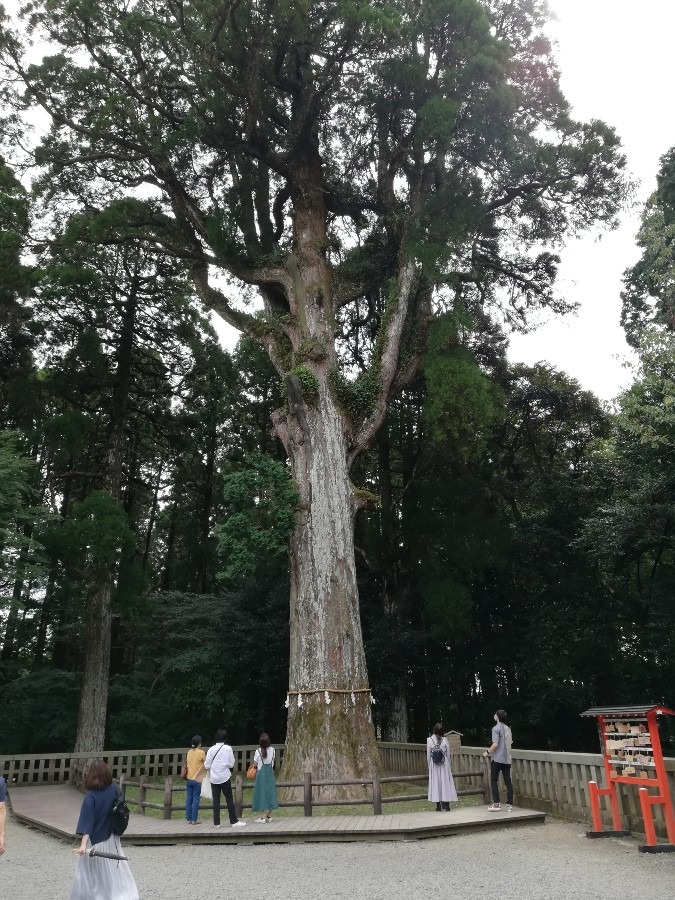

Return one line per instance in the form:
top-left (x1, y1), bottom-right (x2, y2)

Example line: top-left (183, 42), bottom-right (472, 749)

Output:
top-left (185, 736), bottom-right (206, 824)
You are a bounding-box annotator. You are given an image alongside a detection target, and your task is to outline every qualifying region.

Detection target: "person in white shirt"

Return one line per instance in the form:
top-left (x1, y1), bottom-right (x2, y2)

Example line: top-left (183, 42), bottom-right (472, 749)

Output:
top-left (204, 729), bottom-right (246, 829)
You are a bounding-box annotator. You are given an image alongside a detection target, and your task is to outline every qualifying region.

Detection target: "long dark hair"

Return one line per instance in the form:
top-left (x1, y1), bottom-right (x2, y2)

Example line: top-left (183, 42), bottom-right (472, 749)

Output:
top-left (432, 723), bottom-right (444, 738)
top-left (259, 732), bottom-right (270, 760)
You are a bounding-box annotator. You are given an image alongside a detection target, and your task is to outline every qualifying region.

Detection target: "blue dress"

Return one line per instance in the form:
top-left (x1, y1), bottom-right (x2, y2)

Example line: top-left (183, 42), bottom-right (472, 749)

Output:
top-left (251, 748), bottom-right (278, 812)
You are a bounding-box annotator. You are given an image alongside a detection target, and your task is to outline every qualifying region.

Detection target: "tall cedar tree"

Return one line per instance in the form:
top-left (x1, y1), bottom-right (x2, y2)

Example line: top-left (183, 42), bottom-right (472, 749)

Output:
top-left (1, 0), bottom-right (627, 781)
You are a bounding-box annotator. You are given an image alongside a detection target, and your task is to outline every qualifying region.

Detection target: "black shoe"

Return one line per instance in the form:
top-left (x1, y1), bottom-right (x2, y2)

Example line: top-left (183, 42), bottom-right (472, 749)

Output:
top-left (436, 802), bottom-right (442, 812)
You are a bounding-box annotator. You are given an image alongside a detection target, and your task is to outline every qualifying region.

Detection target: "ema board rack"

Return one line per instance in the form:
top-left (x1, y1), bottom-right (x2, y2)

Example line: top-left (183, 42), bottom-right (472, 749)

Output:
top-left (580, 705), bottom-right (675, 852)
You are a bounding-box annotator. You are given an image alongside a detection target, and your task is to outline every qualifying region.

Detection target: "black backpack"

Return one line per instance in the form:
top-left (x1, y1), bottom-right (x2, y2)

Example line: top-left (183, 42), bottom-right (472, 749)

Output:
top-left (109, 786), bottom-right (130, 836)
top-left (431, 738), bottom-right (445, 765)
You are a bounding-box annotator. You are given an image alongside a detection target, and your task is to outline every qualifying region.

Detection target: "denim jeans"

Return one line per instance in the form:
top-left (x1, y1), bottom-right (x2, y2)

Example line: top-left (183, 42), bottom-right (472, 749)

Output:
top-left (212, 779), bottom-right (237, 826)
top-left (491, 761), bottom-right (514, 804)
top-left (185, 779), bottom-right (201, 822)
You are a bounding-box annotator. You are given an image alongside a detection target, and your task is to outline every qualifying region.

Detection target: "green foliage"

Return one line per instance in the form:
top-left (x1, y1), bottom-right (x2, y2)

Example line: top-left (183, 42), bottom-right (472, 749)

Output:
top-left (288, 365), bottom-right (319, 403)
top-left (422, 575), bottom-right (473, 642)
top-left (0, 430), bottom-right (37, 541)
top-left (0, 431), bottom-right (46, 590)
top-left (0, 155), bottom-right (30, 305)
top-left (617, 330), bottom-right (675, 449)
top-left (622, 147), bottom-right (675, 344)
top-left (423, 318), bottom-right (500, 455)
top-left (60, 491), bottom-right (135, 575)
top-left (216, 455), bottom-right (298, 584)
top-left (329, 369), bottom-right (378, 422)
top-left (0, 669), bottom-right (79, 753)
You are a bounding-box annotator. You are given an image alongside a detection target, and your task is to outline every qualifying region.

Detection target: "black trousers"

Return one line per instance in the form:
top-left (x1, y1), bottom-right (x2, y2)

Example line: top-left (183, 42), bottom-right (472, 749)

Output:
top-left (491, 761), bottom-right (513, 804)
top-left (212, 779), bottom-right (237, 825)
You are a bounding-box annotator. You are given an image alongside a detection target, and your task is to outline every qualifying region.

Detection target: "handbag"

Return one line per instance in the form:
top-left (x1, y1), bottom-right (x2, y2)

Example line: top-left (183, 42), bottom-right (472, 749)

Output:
top-left (246, 762), bottom-right (257, 779)
top-left (180, 754), bottom-right (188, 780)
top-left (200, 772), bottom-right (213, 800)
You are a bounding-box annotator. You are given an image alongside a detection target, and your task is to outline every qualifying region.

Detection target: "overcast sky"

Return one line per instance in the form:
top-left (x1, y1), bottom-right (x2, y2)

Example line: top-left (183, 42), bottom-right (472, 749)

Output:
top-left (508, 0), bottom-right (675, 401)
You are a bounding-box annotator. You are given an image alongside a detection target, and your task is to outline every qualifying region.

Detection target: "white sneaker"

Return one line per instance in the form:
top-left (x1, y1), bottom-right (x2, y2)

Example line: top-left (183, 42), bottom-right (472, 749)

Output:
top-left (254, 817), bottom-right (266, 823)
top-left (505, 804), bottom-right (513, 812)
top-left (487, 804), bottom-right (502, 811)
top-left (231, 820), bottom-right (247, 828)
top-left (213, 824), bottom-right (221, 829)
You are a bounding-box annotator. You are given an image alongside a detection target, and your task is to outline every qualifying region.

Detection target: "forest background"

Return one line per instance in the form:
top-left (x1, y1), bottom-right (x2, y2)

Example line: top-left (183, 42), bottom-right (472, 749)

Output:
top-left (1, 0), bottom-right (675, 758)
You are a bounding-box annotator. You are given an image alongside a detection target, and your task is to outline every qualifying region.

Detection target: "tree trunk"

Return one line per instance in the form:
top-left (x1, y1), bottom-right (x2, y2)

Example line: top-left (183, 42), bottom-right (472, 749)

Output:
top-left (273, 158), bottom-right (379, 792)
top-left (73, 576), bottom-right (114, 752)
top-left (280, 385), bottom-right (379, 787)
top-left (377, 420), bottom-right (410, 743)
top-left (73, 273), bottom-right (137, 752)
top-left (387, 681), bottom-right (410, 743)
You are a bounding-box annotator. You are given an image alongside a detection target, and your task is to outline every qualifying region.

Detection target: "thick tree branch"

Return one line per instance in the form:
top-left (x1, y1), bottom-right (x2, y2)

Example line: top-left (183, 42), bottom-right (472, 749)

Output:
top-left (348, 258), bottom-right (417, 466)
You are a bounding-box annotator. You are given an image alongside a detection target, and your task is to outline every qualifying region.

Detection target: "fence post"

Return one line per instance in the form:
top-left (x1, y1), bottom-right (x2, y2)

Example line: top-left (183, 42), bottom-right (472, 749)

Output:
top-left (372, 770), bottom-right (382, 816)
top-left (163, 777), bottom-right (173, 820)
top-left (139, 775), bottom-right (147, 815)
top-left (304, 771), bottom-right (313, 817)
top-left (481, 755), bottom-right (491, 804)
top-left (118, 773), bottom-right (126, 798)
top-left (235, 773), bottom-right (243, 819)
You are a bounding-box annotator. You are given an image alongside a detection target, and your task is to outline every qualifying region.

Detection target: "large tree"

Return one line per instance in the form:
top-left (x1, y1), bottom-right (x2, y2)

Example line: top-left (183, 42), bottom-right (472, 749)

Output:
top-left (1, 0), bottom-right (627, 781)
top-left (622, 147), bottom-right (675, 344)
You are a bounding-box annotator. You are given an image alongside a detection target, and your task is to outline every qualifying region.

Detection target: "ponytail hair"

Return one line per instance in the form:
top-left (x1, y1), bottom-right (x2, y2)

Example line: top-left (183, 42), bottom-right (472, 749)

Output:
top-left (259, 732), bottom-right (270, 760)
top-left (190, 735), bottom-right (202, 749)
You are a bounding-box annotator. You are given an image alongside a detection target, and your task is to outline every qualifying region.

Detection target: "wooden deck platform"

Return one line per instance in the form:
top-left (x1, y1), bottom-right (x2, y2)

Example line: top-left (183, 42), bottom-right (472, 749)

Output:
top-left (9, 784), bottom-right (545, 844)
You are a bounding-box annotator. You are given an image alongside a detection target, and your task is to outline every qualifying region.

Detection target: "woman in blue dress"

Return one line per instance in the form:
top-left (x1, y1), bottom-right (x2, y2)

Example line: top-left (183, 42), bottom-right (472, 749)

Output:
top-left (251, 733), bottom-right (278, 822)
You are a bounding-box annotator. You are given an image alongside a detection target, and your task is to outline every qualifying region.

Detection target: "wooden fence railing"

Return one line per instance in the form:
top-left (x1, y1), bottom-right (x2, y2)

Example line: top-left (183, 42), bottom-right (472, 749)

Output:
top-left (3, 742), bottom-right (673, 836)
top-left (1, 745), bottom-right (284, 788)
top-left (380, 743), bottom-right (675, 839)
top-left (114, 766), bottom-right (488, 819)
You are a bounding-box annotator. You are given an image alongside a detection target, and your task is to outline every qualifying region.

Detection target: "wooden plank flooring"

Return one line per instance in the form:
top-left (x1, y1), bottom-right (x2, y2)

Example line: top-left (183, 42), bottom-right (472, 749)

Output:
top-left (8, 784), bottom-right (545, 845)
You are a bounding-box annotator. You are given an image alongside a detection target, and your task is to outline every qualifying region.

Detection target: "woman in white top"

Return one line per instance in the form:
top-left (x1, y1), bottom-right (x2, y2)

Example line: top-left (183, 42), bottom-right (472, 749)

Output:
top-left (251, 732), bottom-right (278, 822)
top-left (427, 723), bottom-right (458, 811)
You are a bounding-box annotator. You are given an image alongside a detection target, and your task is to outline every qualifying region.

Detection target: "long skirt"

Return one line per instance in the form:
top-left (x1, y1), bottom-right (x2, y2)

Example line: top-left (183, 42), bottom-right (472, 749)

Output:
top-left (428, 760), bottom-right (458, 803)
top-left (251, 763), bottom-right (279, 812)
top-left (70, 834), bottom-right (139, 900)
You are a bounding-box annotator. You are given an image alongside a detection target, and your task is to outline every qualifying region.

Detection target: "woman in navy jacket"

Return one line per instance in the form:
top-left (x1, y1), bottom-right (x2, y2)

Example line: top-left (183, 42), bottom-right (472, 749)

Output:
top-left (70, 759), bottom-right (138, 900)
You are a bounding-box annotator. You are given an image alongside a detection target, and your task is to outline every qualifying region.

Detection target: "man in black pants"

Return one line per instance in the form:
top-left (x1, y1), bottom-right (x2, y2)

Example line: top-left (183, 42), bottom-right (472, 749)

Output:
top-left (204, 729), bottom-right (246, 829)
top-left (483, 709), bottom-right (514, 811)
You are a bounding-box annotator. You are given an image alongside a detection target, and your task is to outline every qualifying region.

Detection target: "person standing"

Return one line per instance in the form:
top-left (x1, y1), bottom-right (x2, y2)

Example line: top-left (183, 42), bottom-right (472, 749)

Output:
top-left (204, 729), bottom-right (246, 829)
top-left (0, 774), bottom-right (7, 855)
top-left (251, 733), bottom-right (278, 822)
top-left (427, 723), bottom-right (458, 811)
top-left (484, 709), bottom-right (514, 811)
top-left (70, 759), bottom-right (138, 900)
top-left (185, 735), bottom-right (206, 824)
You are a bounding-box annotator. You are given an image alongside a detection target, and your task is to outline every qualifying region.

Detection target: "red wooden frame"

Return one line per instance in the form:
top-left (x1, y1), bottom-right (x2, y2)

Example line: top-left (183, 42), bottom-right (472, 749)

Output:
top-left (581, 705), bottom-right (675, 850)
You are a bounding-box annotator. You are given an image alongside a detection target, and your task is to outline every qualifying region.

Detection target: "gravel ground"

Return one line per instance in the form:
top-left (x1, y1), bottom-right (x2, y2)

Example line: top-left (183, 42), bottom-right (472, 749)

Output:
top-left (3, 812), bottom-right (674, 900)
